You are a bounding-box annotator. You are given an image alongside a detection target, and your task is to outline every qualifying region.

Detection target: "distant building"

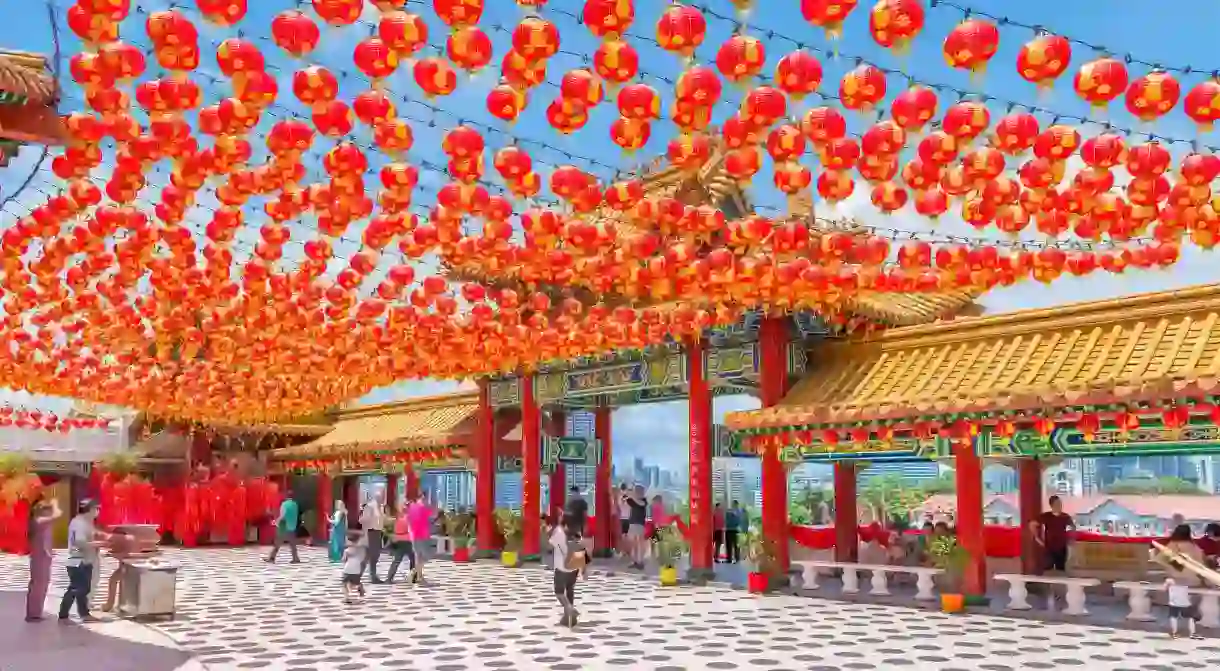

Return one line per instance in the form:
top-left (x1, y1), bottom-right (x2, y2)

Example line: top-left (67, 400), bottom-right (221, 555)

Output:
top-left (711, 458), bottom-right (748, 504)
top-left (857, 461), bottom-right (939, 484)
top-left (420, 471), bottom-right (474, 511)
top-left (495, 473), bottom-right (523, 511)
top-left (917, 493), bottom-right (1220, 535)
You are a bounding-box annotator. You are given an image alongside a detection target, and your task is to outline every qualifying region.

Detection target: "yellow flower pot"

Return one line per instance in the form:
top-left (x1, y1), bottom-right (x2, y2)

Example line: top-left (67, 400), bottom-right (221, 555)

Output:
top-left (659, 565), bottom-right (679, 586)
top-left (501, 550), bottom-right (519, 567)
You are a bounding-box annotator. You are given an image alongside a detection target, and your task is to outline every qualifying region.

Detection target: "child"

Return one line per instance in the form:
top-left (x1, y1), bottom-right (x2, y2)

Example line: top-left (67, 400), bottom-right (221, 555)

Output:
top-left (1165, 577), bottom-right (1202, 639)
top-left (341, 532), bottom-right (367, 604)
top-left (550, 513), bottom-right (587, 628)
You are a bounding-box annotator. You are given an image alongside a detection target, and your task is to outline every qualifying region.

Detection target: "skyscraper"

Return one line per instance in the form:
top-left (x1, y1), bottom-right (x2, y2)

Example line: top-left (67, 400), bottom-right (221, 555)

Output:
top-left (711, 458), bottom-right (748, 505)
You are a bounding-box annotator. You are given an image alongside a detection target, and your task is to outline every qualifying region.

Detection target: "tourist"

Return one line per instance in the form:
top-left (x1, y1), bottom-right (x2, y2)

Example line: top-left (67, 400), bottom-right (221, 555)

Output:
top-left (1164, 576), bottom-right (1202, 639)
top-left (616, 482), bottom-right (630, 556)
top-left (649, 494), bottom-right (668, 540)
top-left (712, 503), bottom-right (725, 562)
top-left (550, 512), bottom-right (587, 628)
top-left (340, 531), bottom-right (367, 604)
top-left (360, 492), bottom-right (386, 583)
top-left (59, 500), bottom-right (110, 623)
top-left (725, 500), bottom-right (744, 564)
top-left (265, 490), bottom-right (301, 564)
top-left (565, 485), bottom-right (588, 537)
top-left (1034, 495), bottom-right (1075, 573)
top-left (1154, 524), bottom-right (1205, 586)
top-left (624, 485), bottom-right (648, 569)
top-left (25, 496), bottom-right (61, 622)
top-left (1199, 523), bottom-right (1220, 568)
top-left (385, 504), bottom-right (414, 584)
top-left (328, 500), bottom-right (347, 563)
top-left (407, 493), bottom-right (433, 584)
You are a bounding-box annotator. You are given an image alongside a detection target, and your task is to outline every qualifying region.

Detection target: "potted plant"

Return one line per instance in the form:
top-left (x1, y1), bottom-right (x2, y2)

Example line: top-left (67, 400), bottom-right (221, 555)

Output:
top-left (494, 508), bottom-right (523, 567)
top-left (744, 530), bottom-right (781, 594)
top-left (928, 535), bottom-right (971, 612)
top-left (653, 526), bottom-right (687, 586)
top-left (444, 514), bottom-right (474, 562)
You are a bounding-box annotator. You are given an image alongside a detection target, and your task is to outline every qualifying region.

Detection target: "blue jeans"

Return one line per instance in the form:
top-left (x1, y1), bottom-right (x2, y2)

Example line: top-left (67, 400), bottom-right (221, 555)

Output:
top-left (58, 563), bottom-right (92, 619)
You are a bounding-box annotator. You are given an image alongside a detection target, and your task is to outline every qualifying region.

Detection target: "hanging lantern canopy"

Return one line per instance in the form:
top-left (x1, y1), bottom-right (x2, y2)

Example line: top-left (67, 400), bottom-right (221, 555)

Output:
top-left (868, 0), bottom-right (925, 53)
top-left (1016, 33), bottom-right (1071, 89)
top-left (942, 19), bottom-right (1000, 73)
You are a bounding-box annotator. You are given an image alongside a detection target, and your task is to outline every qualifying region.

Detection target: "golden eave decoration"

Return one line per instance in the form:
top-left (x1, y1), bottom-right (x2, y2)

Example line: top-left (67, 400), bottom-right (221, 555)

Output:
top-left (269, 391), bottom-right (480, 460)
top-left (726, 283), bottom-right (1220, 431)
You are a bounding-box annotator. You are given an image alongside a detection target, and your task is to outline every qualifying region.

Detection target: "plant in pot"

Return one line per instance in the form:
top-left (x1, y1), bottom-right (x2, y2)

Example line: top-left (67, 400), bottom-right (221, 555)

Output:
top-left (744, 530), bottom-right (781, 594)
top-left (653, 526), bottom-right (688, 586)
top-left (494, 508), bottom-right (523, 567)
top-left (444, 514), bottom-right (474, 562)
top-left (928, 535), bottom-right (971, 612)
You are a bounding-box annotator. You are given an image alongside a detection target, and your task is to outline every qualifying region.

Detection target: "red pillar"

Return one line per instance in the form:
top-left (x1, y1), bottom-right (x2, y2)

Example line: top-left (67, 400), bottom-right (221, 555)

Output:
top-left (687, 339), bottom-right (714, 578)
top-left (521, 374), bottom-right (542, 558)
top-left (594, 406), bottom-right (613, 556)
top-left (833, 462), bottom-right (859, 562)
top-left (1018, 458), bottom-right (1044, 575)
top-left (343, 476), bottom-right (359, 524)
top-left (758, 316), bottom-right (791, 574)
top-left (547, 410), bottom-right (567, 524)
top-left (953, 439), bottom-right (987, 595)
top-left (404, 467), bottom-right (420, 501)
top-left (476, 380), bottom-right (497, 554)
top-left (385, 474), bottom-right (400, 515)
top-left (315, 473), bottom-right (332, 545)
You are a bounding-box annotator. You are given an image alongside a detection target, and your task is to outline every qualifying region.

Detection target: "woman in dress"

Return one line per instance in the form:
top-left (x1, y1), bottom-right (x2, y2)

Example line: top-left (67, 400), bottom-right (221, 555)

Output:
top-left (328, 500), bottom-right (348, 563)
top-left (25, 496), bottom-right (61, 622)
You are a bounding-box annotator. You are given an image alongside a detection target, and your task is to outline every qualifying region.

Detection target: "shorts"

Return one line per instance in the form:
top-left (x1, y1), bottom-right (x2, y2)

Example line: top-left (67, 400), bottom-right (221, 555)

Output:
top-left (342, 573), bottom-right (362, 586)
top-left (1043, 547), bottom-right (1069, 572)
top-left (412, 539), bottom-right (433, 562)
top-left (627, 524), bottom-right (646, 539)
top-left (1169, 604), bottom-right (1199, 620)
top-left (620, 519), bottom-right (630, 535)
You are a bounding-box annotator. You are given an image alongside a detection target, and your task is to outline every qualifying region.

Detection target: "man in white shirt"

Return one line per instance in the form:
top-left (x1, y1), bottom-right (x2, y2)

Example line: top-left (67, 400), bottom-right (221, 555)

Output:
top-left (360, 492), bottom-right (386, 584)
top-left (59, 500), bottom-right (111, 622)
top-left (550, 515), bottom-right (584, 628)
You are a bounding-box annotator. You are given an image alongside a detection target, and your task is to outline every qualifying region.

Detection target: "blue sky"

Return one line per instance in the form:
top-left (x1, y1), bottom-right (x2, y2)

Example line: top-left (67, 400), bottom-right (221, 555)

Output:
top-left (2, 0), bottom-right (1219, 469)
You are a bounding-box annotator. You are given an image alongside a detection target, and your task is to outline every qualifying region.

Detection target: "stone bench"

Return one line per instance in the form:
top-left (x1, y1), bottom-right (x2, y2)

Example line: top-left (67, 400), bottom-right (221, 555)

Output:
top-left (1113, 582), bottom-right (1220, 626)
top-left (994, 574), bottom-right (1101, 615)
top-left (794, 560), bottom-right (943, 601)
top-left (434, 536), bottom-right (455, 555)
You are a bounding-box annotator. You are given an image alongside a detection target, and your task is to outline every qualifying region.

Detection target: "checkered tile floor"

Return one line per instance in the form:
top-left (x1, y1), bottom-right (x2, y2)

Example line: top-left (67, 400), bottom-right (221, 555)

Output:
top-left (1, 546), bottom-right (1217, 670)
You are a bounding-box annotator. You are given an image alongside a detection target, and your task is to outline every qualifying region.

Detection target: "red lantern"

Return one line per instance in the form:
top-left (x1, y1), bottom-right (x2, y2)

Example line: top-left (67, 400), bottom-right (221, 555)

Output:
top-left (773, 162), bottom-right (812, 195)
top-left (723, 147), bottom-right (762, 184)
top-left (801, 0), bottom-right (859, 38)
top-left (196, 0), bottom-right (247, 25)
top-left (740, 86), bottom-right (786, 127)
top-left (1016, 34), bottom-right (1071, 89)
top-left (655, 4), bottom-right (706, 58)
top-left (447, 26), bottom-right (494, 72)
top-left (839, 64), bottom-right (886, 111)
top-left (715, 35), bottom-right (766, 83)
top-left (774, 51), bottom-right (822, 99)
top-left (942, 19), bottom-right (1000, 73)
top-left (293, 65), bottom-right (338, 109)
top-left (868, 0), bottom-right (924, 52)
top-left (765, 124), bottom-right (806, 163)
top-left (801, 106), bottom-right (847, 144)
top-left (889, 86), bottom-right (938, 132)
top-left (609, 118), bottom-right (651, 152)
top-left (414, 58), bottom-right (458, 97)
top-left (1184, 79), bottom-right (1220, 131)
top-left (561, 69), bottom-right (604, 108)
top-left (1074, 57), bottom-right (1129, 109)
top-left (271, 10), bottom-right (320, 58)
top-left (941, 101), bottom-right (990, 142)
top-left (432, 0), bottom-right (484, 29)
top-left (617, 83), bottom-right (661, 121)
top-left (379, 12), bottom-right (428, 57)
top-left (817, 170), bottom-right (855, 202)
top-left (486, 85), bottom-right (527, 123)
top-left (215, 39), bottom-right (264, 79)
top-left (667, 133), bottom-right (711, 171)
top-left (593, 40), bottom-right (639, 84)
top-left (512, 17), bottom-right (560, 63)
top-left (353, 38), bottom-right (399, 82)
top-left (914, 188), bottom-right (948, 219)
top-left (871, 181), bottom-right (908, 213)
top-left (312, 0), bottom-right (363, 26)
top-left (583, 0), bottom-right (635, 41)
top-left (353, 89), bottom-right (397, 126)
top-left (1124, 72), bottom-right (1181, 122)
top-left (992, 112), bottom-right (1040, 155)
top-left (312, 100), bottom-right (353, 138)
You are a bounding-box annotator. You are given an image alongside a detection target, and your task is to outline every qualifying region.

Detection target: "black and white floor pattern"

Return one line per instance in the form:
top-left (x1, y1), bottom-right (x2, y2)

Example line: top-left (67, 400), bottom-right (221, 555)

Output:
top-left (1, 546), bottom-right (1217, 670)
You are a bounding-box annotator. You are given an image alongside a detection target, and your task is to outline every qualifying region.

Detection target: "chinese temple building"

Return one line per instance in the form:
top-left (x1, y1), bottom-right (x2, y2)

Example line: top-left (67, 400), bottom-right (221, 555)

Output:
top-left (0, 49), bottom-right (65, 164)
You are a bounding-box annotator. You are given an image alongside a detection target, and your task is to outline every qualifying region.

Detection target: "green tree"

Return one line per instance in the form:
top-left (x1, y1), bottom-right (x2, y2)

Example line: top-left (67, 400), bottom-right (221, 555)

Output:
top-left (1104, 476), bottom-right (1204, 495)
top-left (859, 473), bottom-right (929, 526)
top-left (790, 483), bottom-right (833, 525)
top-left (923, 472), bottom-right (957, 494)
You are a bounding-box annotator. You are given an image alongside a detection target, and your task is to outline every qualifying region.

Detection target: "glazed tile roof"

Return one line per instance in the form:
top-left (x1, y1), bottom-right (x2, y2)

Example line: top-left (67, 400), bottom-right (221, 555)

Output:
top-left (270, 391), bottom-right (480, 458)
top-left (726, 283), bottom-right (1220, 431)
top-left (847, 289), bottom-right (981, 326)
top-left (0, 51), bottom-right (56, 106)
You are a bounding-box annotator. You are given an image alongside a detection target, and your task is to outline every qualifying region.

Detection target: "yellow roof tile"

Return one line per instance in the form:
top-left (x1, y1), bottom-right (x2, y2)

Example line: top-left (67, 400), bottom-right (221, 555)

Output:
top-left (726, 283), bottom-right (1220, 431)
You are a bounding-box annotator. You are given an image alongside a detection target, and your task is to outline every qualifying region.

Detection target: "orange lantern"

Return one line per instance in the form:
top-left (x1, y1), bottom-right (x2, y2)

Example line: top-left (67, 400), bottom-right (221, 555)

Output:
top-left (271, 10), bottom-right (320, 58)
top-left (889, 85), bottom-right (938, 132)
top-left (1074, 57), bottom-right (1129, 109)
top-left (774, 51), bottom-right (823, 99)
top-left (1124, 71), bottom-right (1181, 122)
top-left (715, 35), bottom-right (766, 83)
top-left (1016, 33), bottom-right (1071, 89)
top-left (655, 4), bottom-right (706, 58)
top-left (869, 0), bottom-right (925, 53)
top-left (773, 162), bottom-right (812, 195)
top-left (943, 19), bottom-right (999, 73)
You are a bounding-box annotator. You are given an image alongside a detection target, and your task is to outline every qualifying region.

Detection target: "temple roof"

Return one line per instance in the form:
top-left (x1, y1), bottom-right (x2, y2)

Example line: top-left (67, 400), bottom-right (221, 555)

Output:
top-left (269, 391), bottom-right (480, 460)
top-left (0, 51), bottom-right (56, 106)
top-left (726, 283), bottom-right (1220, 431)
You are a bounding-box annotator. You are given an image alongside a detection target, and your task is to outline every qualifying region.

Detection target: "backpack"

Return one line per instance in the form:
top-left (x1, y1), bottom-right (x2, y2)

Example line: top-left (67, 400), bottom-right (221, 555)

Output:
top-left (564, 537), bottom-right (588, 571)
